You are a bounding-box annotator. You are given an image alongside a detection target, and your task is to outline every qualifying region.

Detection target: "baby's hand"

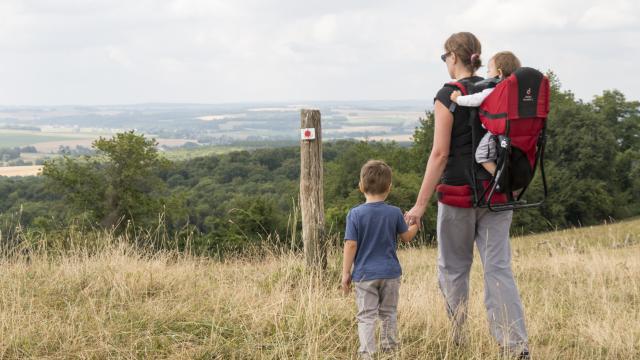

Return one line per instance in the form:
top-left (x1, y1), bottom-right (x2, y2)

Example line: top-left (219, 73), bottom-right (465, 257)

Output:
top-left (450, 90), bottom-right (461, 103)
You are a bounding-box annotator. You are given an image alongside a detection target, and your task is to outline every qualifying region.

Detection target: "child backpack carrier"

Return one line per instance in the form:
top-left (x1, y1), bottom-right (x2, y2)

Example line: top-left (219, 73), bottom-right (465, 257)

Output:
top-left (440, 67), bottom-right (550, 211)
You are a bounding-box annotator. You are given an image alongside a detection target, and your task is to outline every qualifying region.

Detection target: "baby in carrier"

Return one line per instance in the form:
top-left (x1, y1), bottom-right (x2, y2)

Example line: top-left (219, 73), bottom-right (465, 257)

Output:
top-left (450, 51), bottom-right (521, 176)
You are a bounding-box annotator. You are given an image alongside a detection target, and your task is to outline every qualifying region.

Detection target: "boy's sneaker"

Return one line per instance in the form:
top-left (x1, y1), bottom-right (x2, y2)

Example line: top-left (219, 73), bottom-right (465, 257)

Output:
top-left (358, 352), bottom-right (374, 360)
top-left (518, 350), bottom-right (530, 359)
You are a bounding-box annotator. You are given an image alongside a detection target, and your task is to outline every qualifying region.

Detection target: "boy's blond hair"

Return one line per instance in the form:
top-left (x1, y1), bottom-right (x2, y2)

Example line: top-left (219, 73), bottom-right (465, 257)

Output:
top-left (491, 51), bottom-right (521, 77)
top-left (360, 160), bottom-right (392, 195)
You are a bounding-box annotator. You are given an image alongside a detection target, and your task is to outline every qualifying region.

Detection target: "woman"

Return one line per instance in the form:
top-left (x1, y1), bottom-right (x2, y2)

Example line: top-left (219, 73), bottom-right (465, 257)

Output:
top-left (404, 32), bottom-right (530, 359)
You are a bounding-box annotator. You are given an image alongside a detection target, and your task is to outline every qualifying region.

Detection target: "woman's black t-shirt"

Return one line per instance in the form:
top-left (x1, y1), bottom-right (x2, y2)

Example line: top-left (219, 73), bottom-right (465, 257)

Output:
top-left (433, 76), bottom-right (488, 186)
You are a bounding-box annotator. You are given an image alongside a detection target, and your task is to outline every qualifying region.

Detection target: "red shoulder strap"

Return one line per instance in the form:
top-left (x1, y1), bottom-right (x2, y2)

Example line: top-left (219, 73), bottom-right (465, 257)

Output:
top-left (445, 81), bottom-right (468, 95)
top-left (442, 81), bottom-right (469, 113)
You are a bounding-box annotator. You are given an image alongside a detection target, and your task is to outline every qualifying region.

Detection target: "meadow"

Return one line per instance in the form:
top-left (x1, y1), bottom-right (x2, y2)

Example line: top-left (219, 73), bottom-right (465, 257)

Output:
top-left (161, 145), bottom-right (258, 161)
top-left (0, 219), bottom-right (638, 359)
top-left (0, 131), bottom-right (80, 149)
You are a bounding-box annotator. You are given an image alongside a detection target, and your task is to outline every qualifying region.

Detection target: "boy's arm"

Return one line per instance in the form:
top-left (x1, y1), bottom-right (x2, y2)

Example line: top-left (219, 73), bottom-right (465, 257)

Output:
top-left (341, 240), bottom-right (357, 295)
top-left (399, 224), bottom-right (419, 243)
top-left (451, 88), bottom-right (493, 107)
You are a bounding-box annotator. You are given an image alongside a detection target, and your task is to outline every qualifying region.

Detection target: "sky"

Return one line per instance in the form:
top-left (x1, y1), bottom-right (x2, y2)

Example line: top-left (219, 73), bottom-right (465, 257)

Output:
top-left (0, 0), bottom-right (638, 106)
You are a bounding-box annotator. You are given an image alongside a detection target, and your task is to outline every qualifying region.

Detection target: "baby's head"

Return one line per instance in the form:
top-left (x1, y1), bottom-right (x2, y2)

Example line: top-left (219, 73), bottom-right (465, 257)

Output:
top-left (488, 51), bottom-right (521, 79)
top-left (359, 160), bottom-right (392, 196)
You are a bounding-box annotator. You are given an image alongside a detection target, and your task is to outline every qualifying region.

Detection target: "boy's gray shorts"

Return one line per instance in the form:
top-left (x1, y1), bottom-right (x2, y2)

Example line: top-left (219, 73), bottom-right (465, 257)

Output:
top-left (354, 277), bottom-right (401, 354)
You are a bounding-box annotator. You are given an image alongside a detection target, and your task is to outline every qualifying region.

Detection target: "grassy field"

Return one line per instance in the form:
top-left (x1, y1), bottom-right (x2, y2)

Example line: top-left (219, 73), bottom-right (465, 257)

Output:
top-left (0, 131), bottom-right (81, 149)
top-left (0, 220), bottom-right (638, 359)
top-left (161, 145), bottom-right (248, 161)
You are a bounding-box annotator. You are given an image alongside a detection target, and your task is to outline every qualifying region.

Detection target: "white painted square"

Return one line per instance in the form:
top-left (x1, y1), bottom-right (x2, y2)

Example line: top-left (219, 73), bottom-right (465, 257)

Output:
top-left (301, 128), bottom-right (316, 140)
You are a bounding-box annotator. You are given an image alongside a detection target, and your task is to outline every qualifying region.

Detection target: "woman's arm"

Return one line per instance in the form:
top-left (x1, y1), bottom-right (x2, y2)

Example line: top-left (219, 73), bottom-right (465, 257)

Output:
top-left (405, 100), bottom-right (454, 225)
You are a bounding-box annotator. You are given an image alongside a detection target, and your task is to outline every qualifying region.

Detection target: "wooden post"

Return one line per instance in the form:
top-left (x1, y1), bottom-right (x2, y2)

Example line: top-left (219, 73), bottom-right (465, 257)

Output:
top-left (300, 109), bottom-right (326, 270)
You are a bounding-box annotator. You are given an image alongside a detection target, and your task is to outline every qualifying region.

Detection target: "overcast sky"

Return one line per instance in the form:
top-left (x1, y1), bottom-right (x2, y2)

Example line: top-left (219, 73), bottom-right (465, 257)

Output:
top-left (0, 0), bottom-right (638, 106)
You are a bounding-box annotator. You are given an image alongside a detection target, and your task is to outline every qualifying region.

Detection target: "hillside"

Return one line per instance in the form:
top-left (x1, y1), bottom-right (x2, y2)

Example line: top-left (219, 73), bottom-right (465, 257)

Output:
top-left (0, 219), bottom-right (638, 359)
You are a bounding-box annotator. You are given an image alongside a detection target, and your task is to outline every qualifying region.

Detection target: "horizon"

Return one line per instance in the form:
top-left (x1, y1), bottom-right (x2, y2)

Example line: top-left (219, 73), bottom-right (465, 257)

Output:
top-left (0, 99), bottom-right (430, 108)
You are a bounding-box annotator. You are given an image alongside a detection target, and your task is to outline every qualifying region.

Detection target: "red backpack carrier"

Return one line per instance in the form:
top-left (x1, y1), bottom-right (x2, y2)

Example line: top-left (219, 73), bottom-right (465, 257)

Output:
top-left (438, 67), bottom-right (550, 211)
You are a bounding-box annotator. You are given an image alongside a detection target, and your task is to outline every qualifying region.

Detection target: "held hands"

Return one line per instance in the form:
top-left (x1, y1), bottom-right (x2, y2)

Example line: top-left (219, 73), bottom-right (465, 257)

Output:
top-left (450, 90), bottom-right (461, 104)
top-left (404, 205), bottom-right (425, 229)
top-left (341, 272), bottom-right (352, 296)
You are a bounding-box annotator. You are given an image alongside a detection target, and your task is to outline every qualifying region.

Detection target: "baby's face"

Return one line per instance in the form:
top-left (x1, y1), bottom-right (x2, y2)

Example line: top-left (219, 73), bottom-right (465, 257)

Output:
top-left (487, 59), bottom-right (500, 78)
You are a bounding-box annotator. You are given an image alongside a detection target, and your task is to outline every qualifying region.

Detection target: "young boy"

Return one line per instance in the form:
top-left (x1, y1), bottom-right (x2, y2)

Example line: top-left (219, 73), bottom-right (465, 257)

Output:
top-left (341, 160), bottom-right (418, 358)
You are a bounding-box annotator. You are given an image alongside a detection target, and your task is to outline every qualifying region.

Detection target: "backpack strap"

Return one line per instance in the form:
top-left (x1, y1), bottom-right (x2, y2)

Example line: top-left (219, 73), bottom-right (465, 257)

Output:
top-left (446, 81), bottom-right (469, 95)
top-left (444, 81), bottom-right (469, 113)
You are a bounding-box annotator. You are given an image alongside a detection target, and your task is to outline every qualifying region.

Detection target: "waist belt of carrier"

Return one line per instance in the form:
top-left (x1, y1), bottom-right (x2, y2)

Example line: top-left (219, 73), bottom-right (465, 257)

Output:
top-left (436, 181), bottom-right (508, 208)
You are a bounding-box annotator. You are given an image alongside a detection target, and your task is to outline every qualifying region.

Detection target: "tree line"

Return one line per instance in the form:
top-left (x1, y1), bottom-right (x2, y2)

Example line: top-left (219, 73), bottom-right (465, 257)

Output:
top-left (0, 73), bottom-right (638, 255)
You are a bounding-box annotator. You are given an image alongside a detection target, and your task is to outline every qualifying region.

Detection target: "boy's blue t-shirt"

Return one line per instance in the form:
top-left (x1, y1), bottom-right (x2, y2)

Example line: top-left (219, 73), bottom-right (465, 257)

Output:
top-left (344, 201), bottom-right (409, 282)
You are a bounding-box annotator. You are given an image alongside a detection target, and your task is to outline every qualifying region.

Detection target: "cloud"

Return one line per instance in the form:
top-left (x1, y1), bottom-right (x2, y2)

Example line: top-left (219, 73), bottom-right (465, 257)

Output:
top-left (578, 1), bottom-right (639, 29)
top-left (312, 15), bottom-right (338, 43)
top-left (454, 0), bottom-right (575, 31)
top-left (0, 0), bottom-right (637, 105)
top-left (106, 46), bottom-right (133, 68)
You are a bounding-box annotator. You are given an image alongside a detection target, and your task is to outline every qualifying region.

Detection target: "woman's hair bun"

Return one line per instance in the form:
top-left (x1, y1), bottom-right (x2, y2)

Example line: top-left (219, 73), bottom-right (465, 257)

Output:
top-left (470, 53), bottom-right (481, 68)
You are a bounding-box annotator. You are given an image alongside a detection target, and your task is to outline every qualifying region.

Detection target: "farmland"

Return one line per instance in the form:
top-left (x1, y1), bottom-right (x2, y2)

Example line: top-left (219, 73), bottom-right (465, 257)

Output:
top-left (0, 102), bottom-right (425, 145)
top-left (0, 130), bottom-right (82, 149)
top-left (0, 165), bottom-right (42, 177)
top-left (0, 102), bottom-right (425, 169)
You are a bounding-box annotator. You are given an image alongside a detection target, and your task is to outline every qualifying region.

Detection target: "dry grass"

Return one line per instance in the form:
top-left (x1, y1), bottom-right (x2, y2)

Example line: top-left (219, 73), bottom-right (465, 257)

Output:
top-left (0, 220), bottom-right (639, 359)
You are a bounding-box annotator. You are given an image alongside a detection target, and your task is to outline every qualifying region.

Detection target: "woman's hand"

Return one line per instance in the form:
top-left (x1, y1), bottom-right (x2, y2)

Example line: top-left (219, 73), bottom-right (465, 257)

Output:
top-left (404, 205), bottom-right (426, 229)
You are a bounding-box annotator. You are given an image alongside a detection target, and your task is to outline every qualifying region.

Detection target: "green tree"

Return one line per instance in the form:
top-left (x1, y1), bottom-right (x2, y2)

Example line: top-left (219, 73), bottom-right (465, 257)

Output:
top-left (592, 90), bottom-right (640, 151)
top-left (43, 131), bottom-right (170, 229)
top-left (410, 111), bottom-right (436, 169)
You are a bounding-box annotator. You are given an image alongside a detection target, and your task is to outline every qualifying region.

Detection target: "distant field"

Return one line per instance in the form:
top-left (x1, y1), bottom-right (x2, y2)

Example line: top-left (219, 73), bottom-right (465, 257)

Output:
top-left (0, 165), bottom-right (43, 177)
top-left (356, 134), bottom-right (414, 142)
top-left (0, 131), bottom-right (81, 149)
top-left (0, 102), bottom-right (426, 147)
top-left (0, 129), bottom-right (200, 171)
top-left (333, 108), bottom-right (424, 125)
top-left (161, 145), bottom-right (247, 161)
